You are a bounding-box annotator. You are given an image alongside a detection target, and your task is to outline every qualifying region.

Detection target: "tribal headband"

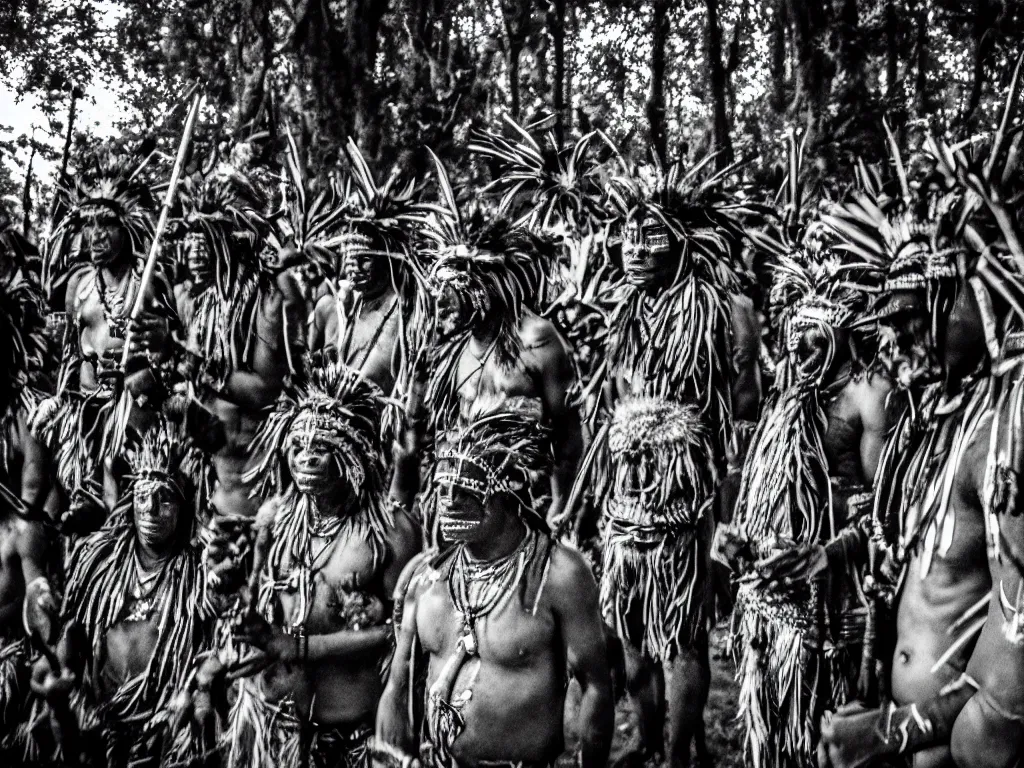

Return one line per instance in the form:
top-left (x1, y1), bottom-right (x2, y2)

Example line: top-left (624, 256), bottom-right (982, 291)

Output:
top-left (434, 396), bottom-right (550, 521)
top-left (44, 144), bottom-right (157, 295)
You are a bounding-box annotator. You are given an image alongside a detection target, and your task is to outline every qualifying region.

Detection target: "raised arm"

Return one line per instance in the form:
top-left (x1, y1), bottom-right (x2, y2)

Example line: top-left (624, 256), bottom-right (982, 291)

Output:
top-left (550, 546), bottom-right (613, 768)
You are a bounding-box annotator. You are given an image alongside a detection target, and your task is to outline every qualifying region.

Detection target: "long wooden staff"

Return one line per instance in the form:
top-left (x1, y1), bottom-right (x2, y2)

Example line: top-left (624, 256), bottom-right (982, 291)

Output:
top-left (105, 92), bottom-right (204, 459)
top-left (119, 91), bottom-right (204, 369)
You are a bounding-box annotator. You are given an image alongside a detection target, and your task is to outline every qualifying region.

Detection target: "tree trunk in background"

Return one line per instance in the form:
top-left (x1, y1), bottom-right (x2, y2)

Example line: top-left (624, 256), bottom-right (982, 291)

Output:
top-left (770, 0), bottom-right (787, 113)
top-left (787, 0), bottom-right (832, 133)
top-left (706, 0), bottom-right (733, 169)
top-left (647, 0), bottom-right (670, 163)
top-left (233, 0), bottom-right (273, 136)
top-left (21, 139), bottom-right (35, 238)
top-left (501, 0), bottom-right (532, 122)
top-left (546, 0), bottom-right (567, 144)
top-left (885, 0), bottom-right (899, 96)
top-left (913, 0), bottom-right (931, 117)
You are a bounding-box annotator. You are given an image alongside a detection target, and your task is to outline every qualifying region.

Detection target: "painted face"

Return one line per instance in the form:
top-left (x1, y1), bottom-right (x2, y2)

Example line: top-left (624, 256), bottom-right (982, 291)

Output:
top-left (345, 247), bottom-right (387, 295)
top-left (433, 267), bottom-right (484, 336)
top-left (436, 460), bottom-right (491, 543)
top-left (286, 416), bottom-right (353, 501)
top-left (133, 478), bottom-right (182, 552)
top-left (621, 215), bottom-right (672, 287)
top-left (877, 291), bottom-right (939, 388)
top-left (185, 231), bottom-right (213, 287)
top-left (83, 212), bottom-right (129, 266)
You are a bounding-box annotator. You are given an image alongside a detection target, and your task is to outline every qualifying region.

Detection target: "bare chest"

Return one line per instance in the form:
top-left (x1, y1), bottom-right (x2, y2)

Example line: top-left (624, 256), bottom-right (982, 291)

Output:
top-left (416, 580), bottom-right (555, 669)
top-left (274, 533), bottom-right (387, 632)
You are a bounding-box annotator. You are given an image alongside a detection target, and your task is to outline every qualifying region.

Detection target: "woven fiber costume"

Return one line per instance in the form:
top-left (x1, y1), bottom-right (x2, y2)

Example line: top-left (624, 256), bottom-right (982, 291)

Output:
top-left (177, 157), bottom-right (300, 392)
top-left (227, 362), bottom-right (393, 768)
top-left (729, 240), bottom-right (881, 768)
top-left (52, 412), bottom-right (212, 767)
top-left (384, 397), bottom-right (558, 768)
top-left (592, 150), bottom-right (746, 664)
top-left (32, 147), bottom-right (160, 501)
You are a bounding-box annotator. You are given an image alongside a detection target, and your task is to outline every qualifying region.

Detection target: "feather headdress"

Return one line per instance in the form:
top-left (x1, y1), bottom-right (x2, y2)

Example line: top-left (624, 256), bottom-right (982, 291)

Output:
top-left (275, 129), bottom-right (354, 281)
top-left (421, 152), bottom-right (553, 368)
top-left (468, 116), bottom-right (603, 236)
top-left (44, 143), bottom-right (158, 295)
top-left (434, 394), bottom-right (552, 530)
top-left (245, 362), bottom-right (389, 527)
top-left (822, 122), bottom-right (963, 335)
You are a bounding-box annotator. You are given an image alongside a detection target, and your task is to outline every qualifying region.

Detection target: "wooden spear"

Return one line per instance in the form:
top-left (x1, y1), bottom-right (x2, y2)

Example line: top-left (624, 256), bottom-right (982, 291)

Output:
top-left (105, 91), bottom-right (203, 458)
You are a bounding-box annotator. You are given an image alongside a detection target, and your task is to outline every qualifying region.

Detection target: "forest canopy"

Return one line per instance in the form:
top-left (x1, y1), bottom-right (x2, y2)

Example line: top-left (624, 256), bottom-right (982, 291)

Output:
top-left (2, 0), bottom-right (1024, 238)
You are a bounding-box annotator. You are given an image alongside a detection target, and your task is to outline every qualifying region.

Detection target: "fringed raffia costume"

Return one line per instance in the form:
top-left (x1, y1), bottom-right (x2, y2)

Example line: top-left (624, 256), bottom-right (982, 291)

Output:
top-left (37, 415), bottom-right (213, 766)
top-left (227, 363), bottom-right (394, 768)
top-left (729, 250), bottom-right (883, 768)
top-left (592, 153), bottom-right (748, 663)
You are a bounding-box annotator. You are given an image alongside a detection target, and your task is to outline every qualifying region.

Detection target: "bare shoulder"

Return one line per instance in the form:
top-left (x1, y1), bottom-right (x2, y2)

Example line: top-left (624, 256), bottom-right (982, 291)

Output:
top-left (853, 371), bottom-right (893, 423)
top-left (521, 313), bottom-right (572, 368)
top-left (64, 267), bottom-right (91, 314)
top-left (545, 542), bottom-right (599, 605)
top-left (13, 518), bottom-right (47, 560)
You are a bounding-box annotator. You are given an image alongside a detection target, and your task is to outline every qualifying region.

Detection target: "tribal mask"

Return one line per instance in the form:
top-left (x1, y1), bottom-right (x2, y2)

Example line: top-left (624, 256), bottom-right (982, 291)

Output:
top-left (621, 213), bottom-right (675, 287)
top-left (434, 396), bottom-right (550, 538)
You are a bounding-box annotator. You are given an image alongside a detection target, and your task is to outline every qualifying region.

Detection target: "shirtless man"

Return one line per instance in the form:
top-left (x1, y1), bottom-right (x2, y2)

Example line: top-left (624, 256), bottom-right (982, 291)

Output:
top-left (34, 157), bottom-right (173, 521)
top-left (375, 401), bottom-right (613, 768)
top-left (415, 192), bottom-right (580, 537)
top-left (29, 413), bottom-right (213, 767)
top-left (175, 167), bottom-right (305, 520)
top-left (308, 143), bottom-right (425, 395)
top-left (716, 242), bottom-right (892, 767)
top-left (224, 363), bottom-right (418, 768)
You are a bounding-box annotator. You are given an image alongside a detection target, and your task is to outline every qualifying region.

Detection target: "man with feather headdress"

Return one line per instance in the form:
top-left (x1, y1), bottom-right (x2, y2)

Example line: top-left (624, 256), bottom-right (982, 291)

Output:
top-left (709, 133), bottom-right (894, 768)
top-left (818, 82), bottom-right (1024, 768)
top-left (25, 408), bottom-right (215, 768)
top-left (308, 140), bottom-right (429, 396)
top-left (586, 149), bottom-right (758, 767)
top-left (174, 150), bottom-right (306, 520)
top-left (212, 362), bottom-right (418, 768)
top-left (719, 233), bottom-right (892, 768)
top-left (33, 144), bottom-right (177, 527)
top-left (408, 156), bottom-right (580, 541)
top-left (375, 396), bottom-right (612, 768)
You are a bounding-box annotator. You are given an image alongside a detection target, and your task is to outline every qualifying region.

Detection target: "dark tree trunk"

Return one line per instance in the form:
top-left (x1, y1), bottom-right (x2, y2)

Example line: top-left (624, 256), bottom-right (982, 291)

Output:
top-left (770, 0), bottom-right (787, 112)
top-left (962, 1), bottom-right (998, 125)
top-left (546, 0), bottom-right (567, 144)
top-left (21, 139), bottom-right (35, 238)
top-left (647, 0), bottom-right (670, 163)
top-left (706, 0), bottom-right (733, 169)
top-left (501, 0), bottom-right (532, 122)
top-left (787, 0), bottom-right (832, 132)
top-left (233, 0), bottom-right (273, 136)
top-left (914, 0), bottom-right (931, 116)
top-left (885, 0), bottom-right (899, 96)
